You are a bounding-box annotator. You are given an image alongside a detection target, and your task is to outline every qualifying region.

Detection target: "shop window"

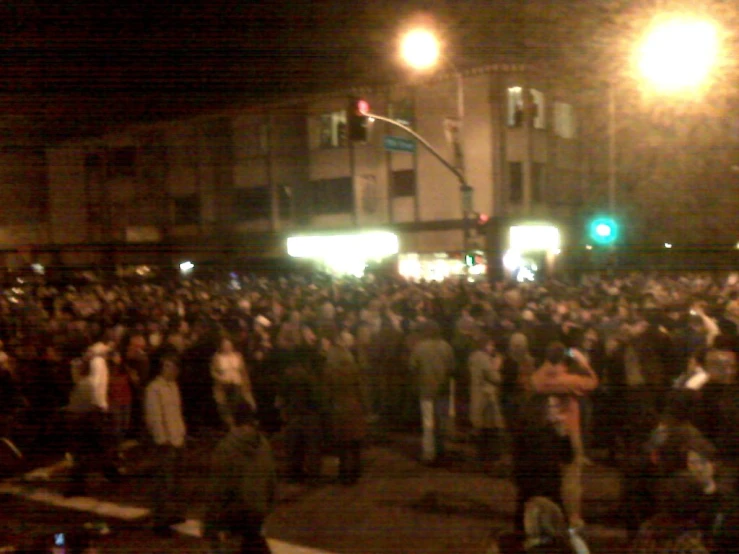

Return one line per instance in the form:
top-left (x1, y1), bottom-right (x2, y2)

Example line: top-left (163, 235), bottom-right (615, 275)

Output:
top-left (530, 89), bottom-right (546, 129)
top-left (507, 86), bottom-right (524, 127)
top-left (392, 169), bottom-right (416, 197)
top-left (233, 187), bottom-right (270, 221)
top-left (174, 194), bottom-right (200, 226)
top-left (107, 146), bottom-right (137, 179)
top-left (554, 102), bottom-right (576, 139)
top-left (319, 111), bottom-right (347, 149)
top-left (309, 177), bottom-right (353, 214)
top-left (509, 162), bottom-right (523, 204)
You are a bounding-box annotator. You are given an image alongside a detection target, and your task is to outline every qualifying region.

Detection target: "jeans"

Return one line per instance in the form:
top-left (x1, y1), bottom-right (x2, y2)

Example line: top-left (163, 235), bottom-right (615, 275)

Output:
top-left (420, 396), bottom-right (448, 463)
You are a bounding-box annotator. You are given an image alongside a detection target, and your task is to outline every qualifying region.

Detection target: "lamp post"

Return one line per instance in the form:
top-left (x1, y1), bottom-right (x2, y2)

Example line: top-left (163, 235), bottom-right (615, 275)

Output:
top-left (400, 27), bottom-right (468, 435)
top-left (399, 28), bottom-right (469, 252)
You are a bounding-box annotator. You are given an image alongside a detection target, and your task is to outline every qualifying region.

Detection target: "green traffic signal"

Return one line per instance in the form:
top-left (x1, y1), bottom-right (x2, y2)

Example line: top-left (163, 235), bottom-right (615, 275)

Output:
top-left (588, 217), bottom-right (619, 245)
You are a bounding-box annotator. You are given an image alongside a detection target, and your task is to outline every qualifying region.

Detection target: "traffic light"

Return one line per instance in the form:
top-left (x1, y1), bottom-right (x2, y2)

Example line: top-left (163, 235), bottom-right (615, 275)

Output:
top-left (587, 216), bottom-right (619, 246)
top-left (348, 97), bottom-right (370, 142)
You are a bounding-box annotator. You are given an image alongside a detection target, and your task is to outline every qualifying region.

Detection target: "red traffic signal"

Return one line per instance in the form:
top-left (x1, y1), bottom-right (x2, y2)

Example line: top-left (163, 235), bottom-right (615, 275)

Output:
top-left (357, 99), bottom-right (370, 115)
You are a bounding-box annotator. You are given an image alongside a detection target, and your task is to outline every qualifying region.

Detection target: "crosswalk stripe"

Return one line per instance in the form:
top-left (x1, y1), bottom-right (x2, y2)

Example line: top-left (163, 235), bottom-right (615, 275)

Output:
top-left (0, 484), bottom-right (336, 553)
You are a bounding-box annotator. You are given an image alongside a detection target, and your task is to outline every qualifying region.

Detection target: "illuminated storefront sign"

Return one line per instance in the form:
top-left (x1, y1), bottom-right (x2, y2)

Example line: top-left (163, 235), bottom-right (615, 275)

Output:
top-left (287, 231), bottom-right (399, 277)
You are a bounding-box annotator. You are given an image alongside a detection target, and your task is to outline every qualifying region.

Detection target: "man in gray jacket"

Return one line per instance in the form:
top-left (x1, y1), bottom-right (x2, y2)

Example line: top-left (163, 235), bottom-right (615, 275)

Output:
top-left (204, 401), bottom-right (277, 554)
top-left (409, 320), bottom-right (455, 464)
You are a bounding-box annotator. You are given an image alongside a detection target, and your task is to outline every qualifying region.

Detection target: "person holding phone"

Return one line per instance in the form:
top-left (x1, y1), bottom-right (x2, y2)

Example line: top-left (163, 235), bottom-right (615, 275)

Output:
top-left (531, 342), bottom-right (598, 530)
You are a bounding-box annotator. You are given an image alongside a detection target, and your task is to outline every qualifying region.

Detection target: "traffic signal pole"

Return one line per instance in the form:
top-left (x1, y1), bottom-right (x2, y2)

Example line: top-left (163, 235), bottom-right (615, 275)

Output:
top-left (365, 109), bottom-right (469, 436)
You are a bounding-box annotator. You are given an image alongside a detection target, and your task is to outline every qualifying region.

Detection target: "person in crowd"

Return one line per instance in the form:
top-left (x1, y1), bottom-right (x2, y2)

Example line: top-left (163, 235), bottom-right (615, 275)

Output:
top-left (107, 349), bottom-right (132, 445)
top-left (500, 332), bottom-right (537, 434)
top-left (204, 401), bottom-right (276, 554)
top-left (63, 357), bottom-right (120, 497)
top-left (211, 336), bottom-right (256, 429)
top-left (85, 341), bottom-right (111, 413)
top-left (468, 333), bottom-right (505, 466)
top-left (511, 394), bottom-right (573, 534)
top-left (275, 357), bottom-right (324, 484)
top-left (321, 329), bottom-right (367, 485)
top-left (408, 319), bottom-right (455, 465)
top-left (631, 471), bottom-right (711, 554)
top-left (144, 355), bottom-right (187, 536)
top-left (531, 342), bottom-right (598, 529)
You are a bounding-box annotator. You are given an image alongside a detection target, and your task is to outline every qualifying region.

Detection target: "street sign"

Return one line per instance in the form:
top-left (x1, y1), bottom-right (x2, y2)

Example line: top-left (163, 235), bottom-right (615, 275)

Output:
top-left (384, 135), bottom-right (416, 153)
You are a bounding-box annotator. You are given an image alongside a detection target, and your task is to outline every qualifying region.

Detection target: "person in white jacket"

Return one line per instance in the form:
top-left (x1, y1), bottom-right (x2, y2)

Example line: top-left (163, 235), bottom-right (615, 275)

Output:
top-left (145, 355), bottom-right (187, 535)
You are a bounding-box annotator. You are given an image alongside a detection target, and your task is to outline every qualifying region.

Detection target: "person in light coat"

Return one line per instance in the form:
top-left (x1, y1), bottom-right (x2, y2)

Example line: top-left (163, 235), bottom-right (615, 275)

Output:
top-left (409, 320), bottom-right (455, 464)
top-left (468, 334), bottom-right (505, 465)
top-left (145, 355), bottom-right (187, 535)
top-left (211, 337), bottom-right (256, 429)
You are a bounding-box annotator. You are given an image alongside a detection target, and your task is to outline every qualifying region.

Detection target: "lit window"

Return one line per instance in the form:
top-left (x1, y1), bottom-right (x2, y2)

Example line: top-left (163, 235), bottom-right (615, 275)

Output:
top-left (507, 86), bottom-right (524, 127)
top-left (319, 111), bottom-right (347, 148)
top-left (554, 102), bottom-right (576, 139)
top-left (530, 89), bottom-right (545, 129)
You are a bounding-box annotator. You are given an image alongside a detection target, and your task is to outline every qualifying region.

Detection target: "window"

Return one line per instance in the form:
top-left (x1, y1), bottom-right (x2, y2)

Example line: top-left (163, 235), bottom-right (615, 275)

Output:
top-left (233, 187), bottom-right (270, 221)
top-left (107, 147), bottom-right (136, 179)
top-left (319, 111), bottom-right (347, 148)
top-left (507, 86), bottom-right (524, 127)
top-left (309, 177), bottom-right (353, 214)
top-left (392, 169), bottom-right (416, 197)
top-left (554, 102), bottom-right (576, 139)
top-left (509, 162), bottom-right (523, 204)
top-left (530, 89), bottom-right (546, 129)
top-left (532, 163), bottom-right (546, 203)
top-left (173, 194), bottom-right (200, 226)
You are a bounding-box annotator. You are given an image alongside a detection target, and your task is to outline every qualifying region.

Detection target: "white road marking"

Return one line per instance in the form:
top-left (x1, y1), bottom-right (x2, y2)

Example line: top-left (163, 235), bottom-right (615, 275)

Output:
top-left (172, 520), bottom-right (337, 553)
top-left (1, 485), bottom-right (337, 553)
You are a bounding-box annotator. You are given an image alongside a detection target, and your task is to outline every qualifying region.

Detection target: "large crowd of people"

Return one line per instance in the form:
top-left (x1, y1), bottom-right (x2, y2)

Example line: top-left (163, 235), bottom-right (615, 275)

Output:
top-left (0, 268), bottom-right (738, 553)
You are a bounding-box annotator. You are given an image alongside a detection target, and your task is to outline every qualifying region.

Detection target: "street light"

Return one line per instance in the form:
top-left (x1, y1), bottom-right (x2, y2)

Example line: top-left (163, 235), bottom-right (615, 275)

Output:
top-left (399, 27), bottom-right (468, 242)
top-left (608, 15), bottom-right (721, 211)
top-left (635, 16), bottom-right (720, 95)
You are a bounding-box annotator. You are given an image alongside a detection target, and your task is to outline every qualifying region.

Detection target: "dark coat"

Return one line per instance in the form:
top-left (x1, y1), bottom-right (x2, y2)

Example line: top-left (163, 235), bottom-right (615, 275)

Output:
top-left (205, 423), bottom-right (277, 534)
top-left (323, 345), bottom-right (367, 443)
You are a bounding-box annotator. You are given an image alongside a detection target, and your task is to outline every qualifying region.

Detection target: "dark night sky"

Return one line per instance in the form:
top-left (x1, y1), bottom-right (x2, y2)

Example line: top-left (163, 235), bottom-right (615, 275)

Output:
top-left (3, 0), bottom-right (735, 142)
top-left (0, 0), bottom-right (541, 140)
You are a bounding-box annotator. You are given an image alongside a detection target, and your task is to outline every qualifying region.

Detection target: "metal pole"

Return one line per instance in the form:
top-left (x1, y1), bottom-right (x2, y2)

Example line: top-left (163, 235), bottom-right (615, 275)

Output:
top-left (608, 84), bottom-right (617, 213)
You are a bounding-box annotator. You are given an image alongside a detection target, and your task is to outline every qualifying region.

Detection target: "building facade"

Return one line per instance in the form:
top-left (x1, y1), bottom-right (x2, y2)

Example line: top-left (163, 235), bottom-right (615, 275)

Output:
top-left (40, 63), bottom-right (588, 278)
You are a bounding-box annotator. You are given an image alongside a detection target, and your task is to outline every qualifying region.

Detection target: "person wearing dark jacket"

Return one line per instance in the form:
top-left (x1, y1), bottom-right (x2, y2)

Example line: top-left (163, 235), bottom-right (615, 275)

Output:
top-left (204, 402), bottom-right (277, 554)
top-left (512, 394), bottom-right (574, 533)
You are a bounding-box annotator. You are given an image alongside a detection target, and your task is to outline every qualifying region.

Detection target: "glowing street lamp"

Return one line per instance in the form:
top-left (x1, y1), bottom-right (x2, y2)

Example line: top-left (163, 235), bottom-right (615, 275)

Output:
top-left (399, 29), bottom-right (440, 71)
top-left (635, 16), bottom-right (720, 94)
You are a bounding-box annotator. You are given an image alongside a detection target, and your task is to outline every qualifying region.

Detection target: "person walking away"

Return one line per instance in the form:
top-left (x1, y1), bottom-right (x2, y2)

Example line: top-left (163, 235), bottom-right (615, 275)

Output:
top-left (204, 402), bottom-right (276, 554)
top-left (468, 334), bottom-right (505, 467)
top-left (409, 320), bottom-right (455, 465)
top-left (145, 355), bottom-right (187, 535)
top-left (321, 330), bottom-right (367, 484)
top-left (275, 358), bottom-right (324, 484)
top-left (531, 342), bottom-right (598, 529)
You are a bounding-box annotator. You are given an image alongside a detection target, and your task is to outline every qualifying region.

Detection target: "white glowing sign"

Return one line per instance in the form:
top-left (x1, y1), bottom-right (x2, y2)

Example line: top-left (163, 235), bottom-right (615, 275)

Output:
top-left (509, 225), bottom-right (561, 253)
top-left (287, 232), bottom-right (400, 276)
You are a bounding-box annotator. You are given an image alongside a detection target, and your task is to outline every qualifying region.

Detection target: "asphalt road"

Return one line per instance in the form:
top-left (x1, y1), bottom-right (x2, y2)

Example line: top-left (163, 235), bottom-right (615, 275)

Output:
top-left (0, 430), bottom-right (629, 553)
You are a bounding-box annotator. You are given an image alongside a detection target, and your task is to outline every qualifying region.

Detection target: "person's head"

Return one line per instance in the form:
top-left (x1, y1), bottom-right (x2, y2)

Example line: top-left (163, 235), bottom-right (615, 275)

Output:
top-left (656, 471), bottom-right (707, 522)
top-left (523, 496), bottom-right (575, 553)
top-left (660, 427), bottom-right (717, 479)
top-left (218, 337), bottom-right (234, 354)
top-left (544, 341), bottom-right (567, 365)
top-left (159, 356), bottom-right (179, 382)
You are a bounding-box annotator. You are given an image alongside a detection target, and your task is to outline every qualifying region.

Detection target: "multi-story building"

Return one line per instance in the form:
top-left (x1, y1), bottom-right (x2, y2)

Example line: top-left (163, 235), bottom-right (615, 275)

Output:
top-left (38, 62), bottom-right (588, 279)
